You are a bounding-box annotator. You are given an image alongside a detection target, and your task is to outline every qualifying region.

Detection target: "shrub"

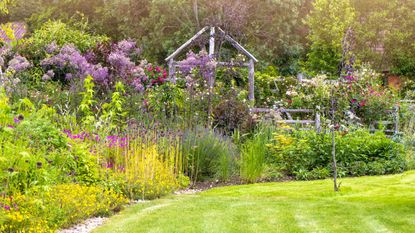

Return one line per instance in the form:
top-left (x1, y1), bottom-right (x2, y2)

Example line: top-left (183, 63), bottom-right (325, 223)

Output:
top-left (268, 129), bottom-right (406, 180)
top-left (21, 21), bottom-right (107, 62)
top-left (213, 92), bottom-right (255, 134)
top-left (15, 116), bottom-right (67, 149)
top-left (0, 184), bottom-right (127, 232)
top-left (254, 69), bottom-right (297, 107)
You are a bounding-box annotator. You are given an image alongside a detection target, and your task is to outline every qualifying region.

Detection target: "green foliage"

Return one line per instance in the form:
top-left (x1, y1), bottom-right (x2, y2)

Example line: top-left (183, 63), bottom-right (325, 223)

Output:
top-left (304, 0), bottom-right (355, 76)
top-left (146, 82), bottom-right (184, 119)
top-left (240, 124), bottom-right (274, 183)
top-left (100, 81), bottom-right (127, 131)
top-left (21, 20), bottom-right (107, 63)
top-left (79, 75), bottom-right (96, 127)
top-left (15, 115), bottom-right (67, 150)
top-left (254, 68), bottom-right (298, 107)
top-left (352, 0), bottom-right (415, 78)
top-left (182, 128), bottom-right (237, 183)
top-left (0, 184), bottom-right (127, 232)
top-left (0, 0), bottom-right (13, 14)
top-left (268, 128), bottom-right (407, 180)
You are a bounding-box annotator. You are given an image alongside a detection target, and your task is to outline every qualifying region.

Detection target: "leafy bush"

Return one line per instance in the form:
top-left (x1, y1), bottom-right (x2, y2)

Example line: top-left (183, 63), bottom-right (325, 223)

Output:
top-left (254, 69), bottom-right (297, 107)
top-left (15, 116), bottom-right (67, 149)
top-left (21, 21), bottom-right (107, 61)
top-left (268, 129), bottom-right (406, 180)
top-left (213, 93), bottom-right (254, 134)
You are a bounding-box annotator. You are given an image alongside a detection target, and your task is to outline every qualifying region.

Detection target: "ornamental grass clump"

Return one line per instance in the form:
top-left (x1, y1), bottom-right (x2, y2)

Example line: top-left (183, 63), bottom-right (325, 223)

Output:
top-left (182, 128), bottom-right (237, 184)
top-left (240, 124), bottom-right (275, 183)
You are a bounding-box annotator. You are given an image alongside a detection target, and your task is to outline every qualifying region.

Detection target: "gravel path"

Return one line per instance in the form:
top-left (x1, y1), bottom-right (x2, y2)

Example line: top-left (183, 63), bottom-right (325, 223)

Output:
top-left (58, 217), bottom-right (108, 233)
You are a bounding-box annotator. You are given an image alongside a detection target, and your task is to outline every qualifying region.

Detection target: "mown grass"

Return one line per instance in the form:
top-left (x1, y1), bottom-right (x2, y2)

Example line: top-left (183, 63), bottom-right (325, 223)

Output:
top-left (94, 171), bottom-right (415, 233)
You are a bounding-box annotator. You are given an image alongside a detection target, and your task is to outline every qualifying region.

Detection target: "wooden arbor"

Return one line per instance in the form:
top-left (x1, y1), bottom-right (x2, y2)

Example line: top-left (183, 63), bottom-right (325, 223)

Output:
top-left (165, 26), bottom-right (258, 103)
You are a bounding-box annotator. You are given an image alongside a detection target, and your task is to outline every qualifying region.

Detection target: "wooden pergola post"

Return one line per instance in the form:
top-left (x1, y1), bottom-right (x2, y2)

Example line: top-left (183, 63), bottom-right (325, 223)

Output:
top-left (207, 26), bottom-right (216, 126)
top-left (208, 26), bottom-right (216, 89)
top-left (248, 59), bottom-right (255, 105)
top-left (168, 58), bottom-right (176, 83)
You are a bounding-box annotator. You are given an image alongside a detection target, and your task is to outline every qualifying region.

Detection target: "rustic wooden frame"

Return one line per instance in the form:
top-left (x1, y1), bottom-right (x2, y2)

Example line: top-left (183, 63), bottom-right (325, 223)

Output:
top-left (165, 26), bottom-right (258, 103)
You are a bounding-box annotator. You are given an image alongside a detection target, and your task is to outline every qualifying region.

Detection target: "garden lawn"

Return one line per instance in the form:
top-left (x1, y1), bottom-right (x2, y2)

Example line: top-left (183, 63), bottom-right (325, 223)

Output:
top-left (94, 171), bottom-right (415, 233)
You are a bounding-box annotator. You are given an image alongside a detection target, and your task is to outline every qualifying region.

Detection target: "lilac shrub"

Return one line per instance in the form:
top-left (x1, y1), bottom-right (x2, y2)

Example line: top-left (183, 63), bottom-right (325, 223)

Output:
top-left (7, 55), bottom-right (31, 73)
top-left (41, 44), bottom-right (109, 86)
top-left (178, 50), bottom-right (216, 81)
top-left (107, 40), bottom-right (150, 91)
top-left (0, 52), bottom-right (32, 94)
top-left (107, 49), bottom-right (135, 80)
top-left (39, 40), bottom-right (166, 92)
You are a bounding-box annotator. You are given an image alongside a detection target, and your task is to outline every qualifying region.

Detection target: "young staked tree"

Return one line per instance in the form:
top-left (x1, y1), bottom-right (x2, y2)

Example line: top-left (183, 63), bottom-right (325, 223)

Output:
top-left (330, 27), bottom-right (356, 192)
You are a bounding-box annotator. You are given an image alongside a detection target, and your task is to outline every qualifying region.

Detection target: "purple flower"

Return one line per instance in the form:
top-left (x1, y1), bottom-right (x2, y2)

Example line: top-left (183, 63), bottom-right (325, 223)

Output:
top-left (108, 50), bottom-right (135, 79)
top-left (63, 129), bottom-right (71, 135)
top-left (116, 40), bottom-right (137, 54)
top-left (7, 55), bottom-right (31, 72)
top-left (343, 75), bottom-right (355, 81)
top-left (178, 50), bottom-right (216, 81)
top-left (46, 42), bottom-right (59, 54)
top-left (42, 70), bottom-right (55, 81)
top-left (65, 73), bottom-right (73, 80)
top-left (41, 44), bottom-right (110, 86)
top-left (4, 205), bottom-right (10, 211)
top-left (90, 65), bottom-right (109, 85)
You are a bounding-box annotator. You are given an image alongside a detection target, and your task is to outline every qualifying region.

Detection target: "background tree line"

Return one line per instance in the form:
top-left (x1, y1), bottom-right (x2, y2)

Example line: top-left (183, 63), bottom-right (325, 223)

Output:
top-left (0, 0), bottom-right (414, 78)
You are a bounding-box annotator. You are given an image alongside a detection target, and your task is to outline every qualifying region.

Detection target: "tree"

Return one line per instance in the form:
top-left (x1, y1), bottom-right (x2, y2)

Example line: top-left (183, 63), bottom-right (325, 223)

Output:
top-left (0, 0), bottom-right (13, 14)
top-left (304, 0), bottom-right (355, 76)
top-left (351, 0), bottom-right (415, 77)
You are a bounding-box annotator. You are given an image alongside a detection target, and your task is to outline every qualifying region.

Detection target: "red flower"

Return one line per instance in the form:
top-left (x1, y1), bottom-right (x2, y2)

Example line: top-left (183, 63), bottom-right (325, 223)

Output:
top-left (359, 100), bottom-right (366, 107)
